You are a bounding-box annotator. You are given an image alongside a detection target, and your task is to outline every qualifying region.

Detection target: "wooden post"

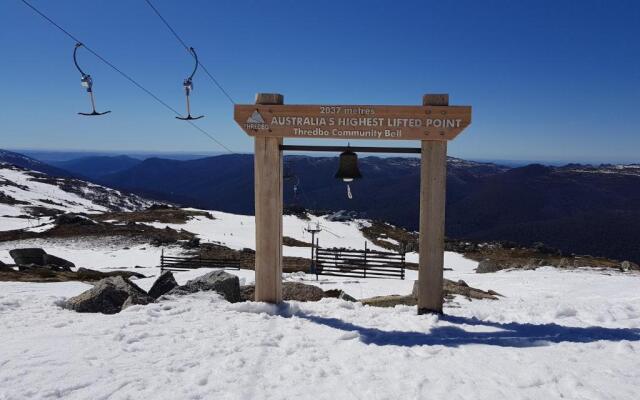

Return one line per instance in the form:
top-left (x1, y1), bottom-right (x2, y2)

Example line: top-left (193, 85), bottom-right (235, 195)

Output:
top-left (254, 93), bottom-right (284, 303)
top-left (417, 94), bottom-right (449, 314)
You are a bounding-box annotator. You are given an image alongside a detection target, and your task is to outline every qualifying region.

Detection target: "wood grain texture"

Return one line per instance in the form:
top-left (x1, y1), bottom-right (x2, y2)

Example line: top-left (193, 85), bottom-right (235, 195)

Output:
top-left (417, 94), bottom-right (449, 314)
top-left (253, 93), bottom-right (284, 303)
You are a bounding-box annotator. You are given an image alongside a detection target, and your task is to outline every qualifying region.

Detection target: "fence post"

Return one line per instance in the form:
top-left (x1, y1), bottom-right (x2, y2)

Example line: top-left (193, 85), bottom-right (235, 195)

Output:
top-left (363, 242), bottom-right (368, 278)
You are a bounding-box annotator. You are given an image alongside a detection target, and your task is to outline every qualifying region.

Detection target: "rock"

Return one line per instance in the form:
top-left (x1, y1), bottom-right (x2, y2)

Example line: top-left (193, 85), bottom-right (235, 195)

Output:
top-left (523, 258), bottom-right (540, 270)
top-left (0, 260), bottom-right (12, 271)
top-left (148, 271), bottom-right (178, 299)
top-left (282, 282), bottom-right (325, 302)
top-left (621, 261), bottom-right (640, 271)
top-left (168, 270), bottom-right (240, 303)
top-left (411, 280), bottom-right (501, 301)
top-left (475, 259), bottom-right (505, 273)
top-left (557, 258), bottom-right (570, 268)
top-left (121, 294), bottom-right (153, 310)
top-left (361, 294), bottom-right (416, 308)
top-left (239, 285), bottom-right (255, 302)
top-left (182, 237), bottom-right (200, 249)
top-left (42, 254), bottom-right (75, 271)
top-left (63, 276), bottom-right (153, 314)
top-left (55, 213), bottom-right (95, 226)
top-left (324, 289), bottom-right (357, 302)
top-left (76, 267), bottom-right (146, 281)
top-left (9, 248), bottom-right (46, 266)
top-left (240, 283), bottom-right (342, 302)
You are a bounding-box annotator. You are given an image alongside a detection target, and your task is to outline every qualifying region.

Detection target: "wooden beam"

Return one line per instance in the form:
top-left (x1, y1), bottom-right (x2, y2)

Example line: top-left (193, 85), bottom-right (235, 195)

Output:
top-left (417, 94), bottom-right (448, 314)
top-left (254, 93), bottom-right (284, 303)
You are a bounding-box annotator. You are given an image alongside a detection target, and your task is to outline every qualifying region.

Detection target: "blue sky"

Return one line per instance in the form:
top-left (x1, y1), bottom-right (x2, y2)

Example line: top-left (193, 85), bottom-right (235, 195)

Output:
top-left (1, 0), bottom-right (639, 163)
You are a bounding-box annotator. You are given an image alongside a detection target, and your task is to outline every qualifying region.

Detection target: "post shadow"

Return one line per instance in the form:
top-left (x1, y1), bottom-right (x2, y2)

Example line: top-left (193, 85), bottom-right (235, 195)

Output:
top-left (294, 312), bottom-right (640, 348)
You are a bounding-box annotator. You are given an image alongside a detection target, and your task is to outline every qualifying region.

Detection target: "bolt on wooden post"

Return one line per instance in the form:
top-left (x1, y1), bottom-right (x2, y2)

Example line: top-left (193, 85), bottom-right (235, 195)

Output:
top-left (253, 93), bottom-right (284, 303)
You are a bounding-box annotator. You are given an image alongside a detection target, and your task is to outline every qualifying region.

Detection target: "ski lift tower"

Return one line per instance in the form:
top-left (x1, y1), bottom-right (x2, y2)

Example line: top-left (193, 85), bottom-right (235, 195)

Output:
top-left (305, 222), bottom-right (321, 274)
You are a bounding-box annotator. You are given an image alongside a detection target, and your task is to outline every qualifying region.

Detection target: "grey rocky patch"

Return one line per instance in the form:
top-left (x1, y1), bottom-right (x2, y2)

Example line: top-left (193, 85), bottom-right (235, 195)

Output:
top-left (239, 282), bottom-right (338, 302)
top-left (55, 213), bottom-right (96, 226)
top-left (121, 294), bottom-right (153, 310)
top-left (282, 282), bottom-right (325, 302)
top-left (42, 254), bottom-right (75, 271)
top-left (167, 270), bottom-right (240, 303)
top-left (475, 259), bottom-right (506, 273)
top-left (76, 267), bottom-right (146, 280)
top-left (323, 289), bottom-right (357, 302)
top-left (63, 276), bottom-right (153, 314)
top-left (621, 261), bottom-right (640, 271)
top-left (9, 248), bottom-right (46, 266)
top-left (148, 271), bottom-right (178, 299)
top-left (410, 280), bottom-right (501, 302)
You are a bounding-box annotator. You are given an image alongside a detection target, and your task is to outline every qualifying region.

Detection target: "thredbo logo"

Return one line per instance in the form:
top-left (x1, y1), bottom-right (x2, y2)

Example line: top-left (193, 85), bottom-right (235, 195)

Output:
top-left (245, 111), bottom-right (269, 130)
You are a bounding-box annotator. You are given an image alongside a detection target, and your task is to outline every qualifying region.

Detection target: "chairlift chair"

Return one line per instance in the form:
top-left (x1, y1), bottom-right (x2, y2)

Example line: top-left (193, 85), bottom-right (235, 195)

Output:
top-left (176, 47), bottom-right (204, 121)
top-left (73, 43), bottom-right (111, 116)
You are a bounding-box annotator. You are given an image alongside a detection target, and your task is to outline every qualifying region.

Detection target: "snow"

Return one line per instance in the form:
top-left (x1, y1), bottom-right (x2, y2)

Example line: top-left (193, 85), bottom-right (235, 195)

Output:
top-left (1, 238), bottom-right (640, 399)
top-left (0, 165), bottom-right (149, 232)
top-left (1, 168), bottom-right (640, 398)
top-left (147, 209), bottom-right (400, 261)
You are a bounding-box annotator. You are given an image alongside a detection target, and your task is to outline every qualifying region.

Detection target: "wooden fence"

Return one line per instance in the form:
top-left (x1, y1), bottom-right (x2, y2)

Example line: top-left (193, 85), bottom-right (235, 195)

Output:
top-left (160, 252), bottom-right (241, 272)
top-left (314, 245), bottom-right (405, 280)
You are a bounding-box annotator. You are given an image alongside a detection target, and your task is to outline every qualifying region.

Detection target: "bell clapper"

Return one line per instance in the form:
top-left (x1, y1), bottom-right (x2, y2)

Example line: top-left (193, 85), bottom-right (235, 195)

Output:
top-left (346, 183), bottom-right (353, 199)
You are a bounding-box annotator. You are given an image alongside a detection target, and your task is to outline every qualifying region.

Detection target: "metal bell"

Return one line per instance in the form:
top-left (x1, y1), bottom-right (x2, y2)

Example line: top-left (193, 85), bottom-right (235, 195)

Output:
top-left (335, 148), bottom-right (362, 182)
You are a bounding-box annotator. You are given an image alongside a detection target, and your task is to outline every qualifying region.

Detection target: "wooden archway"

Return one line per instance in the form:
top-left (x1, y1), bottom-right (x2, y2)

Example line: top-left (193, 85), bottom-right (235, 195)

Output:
top-left (235, 94), bottom-right (472, 314)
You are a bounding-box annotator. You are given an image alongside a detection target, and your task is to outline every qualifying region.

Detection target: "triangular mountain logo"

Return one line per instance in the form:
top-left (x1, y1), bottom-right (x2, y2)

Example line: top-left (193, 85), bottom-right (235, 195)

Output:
top-left (247, 111), bottom-right (265, 124)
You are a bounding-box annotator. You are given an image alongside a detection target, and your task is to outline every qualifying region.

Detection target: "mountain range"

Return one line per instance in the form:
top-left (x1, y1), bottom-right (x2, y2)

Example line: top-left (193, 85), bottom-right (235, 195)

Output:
top-left (2, 149), bottom-right (639, 263)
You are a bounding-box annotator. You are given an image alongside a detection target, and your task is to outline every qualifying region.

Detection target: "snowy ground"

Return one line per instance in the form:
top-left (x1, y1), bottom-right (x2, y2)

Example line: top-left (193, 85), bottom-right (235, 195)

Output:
top-left (1, 208), bottom-right (640, 398)
top-left (1, 240), bottom-right (640, 399)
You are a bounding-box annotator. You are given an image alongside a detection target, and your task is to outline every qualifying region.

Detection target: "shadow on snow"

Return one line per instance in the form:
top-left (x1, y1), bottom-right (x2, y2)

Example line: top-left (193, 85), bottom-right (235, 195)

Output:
top-left (296, 312), bottom-right (640, 348)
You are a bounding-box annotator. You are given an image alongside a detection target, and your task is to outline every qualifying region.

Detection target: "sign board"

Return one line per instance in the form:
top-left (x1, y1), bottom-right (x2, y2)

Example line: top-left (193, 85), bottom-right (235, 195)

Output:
top-left (234, 104), bottom-right (472, 141)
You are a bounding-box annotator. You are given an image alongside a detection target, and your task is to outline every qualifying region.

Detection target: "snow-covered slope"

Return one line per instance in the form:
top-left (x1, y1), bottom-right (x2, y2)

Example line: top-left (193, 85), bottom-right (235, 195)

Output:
top-left (0, 163), bottom-right (151, 231)
top-left (1, 167), bottom-right (639, 399)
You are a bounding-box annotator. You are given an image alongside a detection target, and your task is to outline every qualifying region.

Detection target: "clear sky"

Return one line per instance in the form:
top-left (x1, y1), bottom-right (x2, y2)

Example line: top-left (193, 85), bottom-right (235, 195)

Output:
top-left (1, 0), bottom-right (639, 163)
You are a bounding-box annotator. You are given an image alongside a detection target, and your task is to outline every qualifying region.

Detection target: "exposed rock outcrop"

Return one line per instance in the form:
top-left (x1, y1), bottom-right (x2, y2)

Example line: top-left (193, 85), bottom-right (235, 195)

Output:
top-left (63, 276), bottom-right (153, 314)
top-left (148, 271), bottom-right (178, 299)
top-left (167, 270), bottom-right (240, 303)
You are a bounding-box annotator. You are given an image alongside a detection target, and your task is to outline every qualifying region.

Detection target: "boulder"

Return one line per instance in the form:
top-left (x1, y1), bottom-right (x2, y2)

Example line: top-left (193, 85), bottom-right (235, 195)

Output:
top-left (621, 261), bottom-right (640, 271)
top-left (361, 295), bottom-right (416, 308)
top-left (0, 260), bottom-right (12, 271)
top-left (323, 289), bottom-right (357, 302)
top-left (148, 271), bottom-right (178, 299)
top-left (168, 270), bottom-right (240, 303)
top-left (9, 248), bottom-right (46, 266)
top-left (282, 282), bottom-right (325, 302)
top-left (411, 280), bottom-right (501, 301)
top-left (475, 259), bottom-right (505, 273)
top-left (63, 276), bottom-right (153, 314)
top-left (239, 282), bottom-right (337, 302)
top-left (55, 213), bottom-right (95, 226)
top-left (76, 267), bottom-right (146, 281)
top-left (42, 254), bottom-right (75, 271)
top-left (121, 294), bottom-right (153, 310)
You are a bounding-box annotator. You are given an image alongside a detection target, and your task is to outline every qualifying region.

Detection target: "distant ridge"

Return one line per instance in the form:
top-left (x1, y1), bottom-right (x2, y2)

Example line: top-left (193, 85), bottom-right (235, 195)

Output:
top-left (0, 149), bottom-right (78, 179)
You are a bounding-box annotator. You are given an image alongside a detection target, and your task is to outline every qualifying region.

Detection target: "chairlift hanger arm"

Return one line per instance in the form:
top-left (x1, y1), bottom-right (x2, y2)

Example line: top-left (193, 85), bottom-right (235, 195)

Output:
top-left (187, 47), bottom-right (199, 81)
top-left (73, 42), bottom-right (88, 77)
